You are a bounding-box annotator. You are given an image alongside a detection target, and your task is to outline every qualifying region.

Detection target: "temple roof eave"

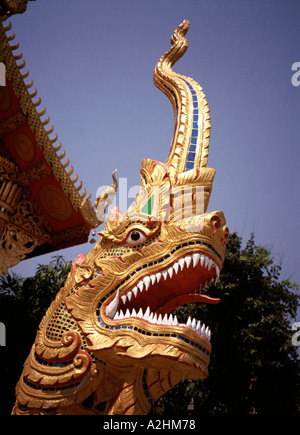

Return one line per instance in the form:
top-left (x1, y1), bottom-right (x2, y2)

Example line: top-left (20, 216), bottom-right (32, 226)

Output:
top-left (0, 18), bottom-right (101, 272)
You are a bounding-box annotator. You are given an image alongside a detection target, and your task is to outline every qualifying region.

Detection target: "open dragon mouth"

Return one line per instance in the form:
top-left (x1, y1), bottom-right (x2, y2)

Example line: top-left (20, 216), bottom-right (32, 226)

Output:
top-left (104, 250), bottom-right (221, 343)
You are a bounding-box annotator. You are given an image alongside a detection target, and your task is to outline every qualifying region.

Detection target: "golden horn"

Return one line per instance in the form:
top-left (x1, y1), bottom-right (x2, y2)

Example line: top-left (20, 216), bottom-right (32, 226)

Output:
top-left (62, 158), bottom-right (70, 168)
top-left (29, 88), bottom-right (37, 98)
top-left (153, 20), bottom-right (211, 178)
top-left (20, 70), bottom-right (29, 79)
top-left (49, 133), bottom-right (58, 143)
top-left (80, 188), bottom-right (86, 199)
top-left (67, 165), bottom-right (74, 176)
top-left (58, 150), bottom-right (66, 160)
top-left (45, 125), bottom-right (54, 135)
top-left (7, 32), bottom-right (15, 41)
top-left (10, 42), bottom-right (19, 50)
top-left (37, 107), bottom-right (46, 117)
top-left (75, 180), bottom-right (82, 191)
top-left (25, 79), bottom-right (33, 89)
top-left (3, 22), bottom-right (12, 31)
top-left (13, 52), bottom-right (23, 61)
top-left (17, 59), bottom-right (25, 69)
top-left (41, 116), bottom-right (50, 126)
top-left (53, 141), bottom-right (61, 152)
top-left (32, 97), bottom-right (41, 108)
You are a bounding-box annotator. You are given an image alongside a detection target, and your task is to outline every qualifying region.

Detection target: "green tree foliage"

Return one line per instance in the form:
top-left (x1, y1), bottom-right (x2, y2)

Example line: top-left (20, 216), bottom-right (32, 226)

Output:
top-left (0, 256), bottom-right (71, 415)
top-left (155, 233), bottom-right (300, 415)
top-left (9, 255), bottom-right (71, 324)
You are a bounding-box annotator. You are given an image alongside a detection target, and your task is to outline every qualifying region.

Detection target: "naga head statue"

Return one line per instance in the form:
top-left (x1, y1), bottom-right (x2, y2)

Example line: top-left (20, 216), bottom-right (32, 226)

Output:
top-left (13, 20), bottom-right (229, 415)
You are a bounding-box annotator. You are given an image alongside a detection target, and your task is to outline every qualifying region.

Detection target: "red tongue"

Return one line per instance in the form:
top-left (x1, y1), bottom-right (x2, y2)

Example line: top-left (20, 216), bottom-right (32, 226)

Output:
top-left (157, 294), bottom-right (220, 315)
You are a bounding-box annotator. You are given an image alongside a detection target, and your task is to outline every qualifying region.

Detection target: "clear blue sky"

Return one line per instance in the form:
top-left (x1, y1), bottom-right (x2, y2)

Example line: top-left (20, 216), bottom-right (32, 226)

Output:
top-left (7, 0), bottom-right (300, 301)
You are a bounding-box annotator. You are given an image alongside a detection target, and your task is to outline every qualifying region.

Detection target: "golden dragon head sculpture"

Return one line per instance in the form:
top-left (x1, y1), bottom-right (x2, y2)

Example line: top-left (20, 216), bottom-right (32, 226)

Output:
top-left (13, 20), bottom-right (229, 415)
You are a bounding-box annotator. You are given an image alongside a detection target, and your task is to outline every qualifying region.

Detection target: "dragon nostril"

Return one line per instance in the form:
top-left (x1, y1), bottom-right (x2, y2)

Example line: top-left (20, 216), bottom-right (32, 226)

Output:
top-left (210, 215), bottom-right (221, 230)
top-left (223, 226), bottom-right (229, 241)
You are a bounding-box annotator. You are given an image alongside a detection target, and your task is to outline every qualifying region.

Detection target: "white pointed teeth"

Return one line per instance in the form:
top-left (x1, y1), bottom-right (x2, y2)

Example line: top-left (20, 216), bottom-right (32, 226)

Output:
top-left (175, 252), bottom-right (218, 276)
top-left (143, 276), bottom-right (150, 290)
top-left (173, 262), bottom-right (179, 274)
top-left (180, 317), bottom-right (211, 340)
top-left (167, 267), bottom-right (173, 279)
top-left (107, 251), bottom-right (218, 341)
top-left (112, 306), bottom-right (179, 327)
top-left (137, 281), bottom-right (144, 292)
top-left (117, 253), bottom-right (219, 308)
top-left (192, 253), bottom-right (200, 267)
top-left (111, 305), bottom-right (211, 341)
top-left (156, 272), bottom-right (162, 282)
top-left (178, 258), bottom-right (185, 270)
top-left (185, 255), bottom-right (192, 268)
top-left (106, 290), bottom-right (119, 319)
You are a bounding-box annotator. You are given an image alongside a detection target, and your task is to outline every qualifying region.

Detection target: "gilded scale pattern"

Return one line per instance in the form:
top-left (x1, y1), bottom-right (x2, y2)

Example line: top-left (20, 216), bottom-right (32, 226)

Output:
top-left (13, 21), bottom-right (229, 415)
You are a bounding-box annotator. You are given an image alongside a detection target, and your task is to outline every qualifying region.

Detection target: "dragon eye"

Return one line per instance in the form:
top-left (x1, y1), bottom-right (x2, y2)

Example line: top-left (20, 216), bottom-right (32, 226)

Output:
top-left (126, 230), bottom-right (146, 245)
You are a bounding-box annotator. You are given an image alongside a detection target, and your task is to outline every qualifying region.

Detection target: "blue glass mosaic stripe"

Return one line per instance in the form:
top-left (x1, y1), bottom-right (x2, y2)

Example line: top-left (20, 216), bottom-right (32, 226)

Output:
top-left (187, 152), bottom-right (195, 161)
top-left (181, 78), bottom-right (200, 171)
top-left (142, 369), bottom-right (153, 405)
top-left (34, 352), bottom-right (73, 367)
